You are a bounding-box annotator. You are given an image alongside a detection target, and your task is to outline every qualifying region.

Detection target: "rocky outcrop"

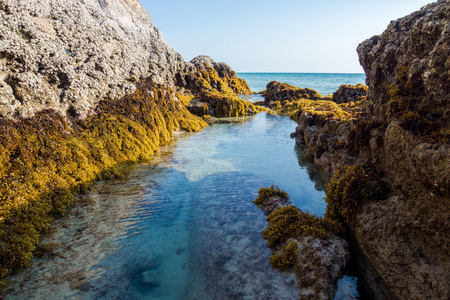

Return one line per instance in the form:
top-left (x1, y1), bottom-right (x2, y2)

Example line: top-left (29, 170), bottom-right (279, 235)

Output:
top-left (253, 187), bottom-right (350, 300)
top-left (184, 56), bottom-right (260, 118)
top-left (0, 0), bottom-right (194, 119)
top-left (0, 0), bottom-right (256, 285)
top-left (288, 1), bottom-right (450, 299)
top-left (332, 84), bottom-right (368, 104)
top-left (264, 81), bottom-right (322, 107)
top-left (357, 0), bottom-right (449, 127)
top-left (0, 1), bottom-right (253, 121)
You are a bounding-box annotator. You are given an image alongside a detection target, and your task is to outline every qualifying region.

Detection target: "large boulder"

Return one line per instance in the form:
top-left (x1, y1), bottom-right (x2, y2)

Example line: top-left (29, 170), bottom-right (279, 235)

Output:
top-left (0, 0), bottom-right (189, 119)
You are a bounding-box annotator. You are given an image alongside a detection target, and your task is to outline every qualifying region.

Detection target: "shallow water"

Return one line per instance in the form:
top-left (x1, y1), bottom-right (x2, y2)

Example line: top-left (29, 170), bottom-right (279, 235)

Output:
top-left (5, 112), bottom-right (358, 299)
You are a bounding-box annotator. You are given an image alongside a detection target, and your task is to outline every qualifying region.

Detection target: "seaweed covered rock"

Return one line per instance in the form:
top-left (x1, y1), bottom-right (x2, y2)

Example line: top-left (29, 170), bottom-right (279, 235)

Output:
top-left (0, 81), bottom-right (207, 280)
top-left (288, 97), bottom-right (365, 173)
top-left (178, 55), bottom-right (265, 118)
top-left (353, 3), bottom-right (450, 298)
top-left (254, 187), bottom-right (349, 300)
top-left (286, 2), bottom-right (450, 299)
top-left (190, 90), bottom-right (261, 117)
top-left (332, 84), bottom-right (368, 104)
top-left (179, 55), bottom-right (252, 96)
top-left (264, 81), bottom-right (323, 108)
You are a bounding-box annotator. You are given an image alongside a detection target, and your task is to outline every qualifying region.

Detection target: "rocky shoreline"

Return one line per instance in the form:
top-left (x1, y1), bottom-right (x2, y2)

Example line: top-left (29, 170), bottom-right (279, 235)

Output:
top-left (258, 1), bottom-right (449, 299)
top-left (0, 0), bottom-right (263, 285)
top-left (0, 0), bottom-right (448, 299)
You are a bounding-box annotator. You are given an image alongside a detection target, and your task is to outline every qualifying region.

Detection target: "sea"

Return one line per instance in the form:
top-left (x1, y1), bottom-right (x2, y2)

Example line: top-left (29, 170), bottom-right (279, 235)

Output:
top-left (5, 73), bottom-right (364, 300)
top-left (237, 72), bottom-right (366, 96)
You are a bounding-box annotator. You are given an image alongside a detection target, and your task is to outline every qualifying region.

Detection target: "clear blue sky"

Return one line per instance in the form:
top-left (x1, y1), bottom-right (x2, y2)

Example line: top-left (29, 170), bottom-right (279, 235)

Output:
top-left (140, 0), bottom-right (434, 73)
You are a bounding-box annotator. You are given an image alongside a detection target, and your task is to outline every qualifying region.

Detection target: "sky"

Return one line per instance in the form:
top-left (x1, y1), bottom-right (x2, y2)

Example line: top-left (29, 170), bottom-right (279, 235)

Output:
top-left (140, 0), bottom-right (435, 73)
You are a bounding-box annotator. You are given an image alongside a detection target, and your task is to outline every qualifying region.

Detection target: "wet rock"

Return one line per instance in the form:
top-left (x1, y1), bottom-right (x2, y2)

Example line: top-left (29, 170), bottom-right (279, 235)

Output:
top-left (254, 187), bottom-right (350, 299)
top-left (295, 235), bottom-right (350, 300)
top-left (187, 98), bottom-right (211, 116)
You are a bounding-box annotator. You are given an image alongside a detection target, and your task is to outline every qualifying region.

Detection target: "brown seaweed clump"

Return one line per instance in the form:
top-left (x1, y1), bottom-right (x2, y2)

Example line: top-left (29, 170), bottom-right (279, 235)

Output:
top-left (254, 187), bottom-right (349, 300)
top-left (0, 81), bottom-right (207, 280)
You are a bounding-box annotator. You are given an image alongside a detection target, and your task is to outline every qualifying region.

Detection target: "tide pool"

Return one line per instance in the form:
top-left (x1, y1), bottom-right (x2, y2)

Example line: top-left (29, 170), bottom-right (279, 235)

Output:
top-left (5, 112), bottom-right (358, 299)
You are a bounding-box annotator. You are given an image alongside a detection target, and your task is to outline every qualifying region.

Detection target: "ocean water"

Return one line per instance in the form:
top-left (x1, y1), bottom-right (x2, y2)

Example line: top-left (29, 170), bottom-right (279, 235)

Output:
top-left (5, 74), bottom-right (362, 299)
top-left (237, 72), bottom-right (366, 96)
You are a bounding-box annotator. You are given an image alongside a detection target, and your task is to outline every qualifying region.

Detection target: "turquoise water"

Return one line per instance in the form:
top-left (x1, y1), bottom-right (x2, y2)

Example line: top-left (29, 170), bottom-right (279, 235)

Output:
top-left (237, 73), bottom-right (366, 96)
top-left (5, 100), bottom-right (359, 298)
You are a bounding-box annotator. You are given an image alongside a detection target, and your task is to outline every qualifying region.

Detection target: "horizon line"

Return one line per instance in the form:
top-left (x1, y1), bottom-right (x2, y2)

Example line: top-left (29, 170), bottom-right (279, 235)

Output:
top-left (236, 72), bottom-right (366, 75)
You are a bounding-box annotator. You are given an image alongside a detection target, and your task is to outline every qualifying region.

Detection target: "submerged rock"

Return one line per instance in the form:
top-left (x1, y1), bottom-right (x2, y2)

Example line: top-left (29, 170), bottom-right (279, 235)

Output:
top-left (253, 187), bottom-right (349, 300)
top-left (140, 270), bottom-right (161, 288)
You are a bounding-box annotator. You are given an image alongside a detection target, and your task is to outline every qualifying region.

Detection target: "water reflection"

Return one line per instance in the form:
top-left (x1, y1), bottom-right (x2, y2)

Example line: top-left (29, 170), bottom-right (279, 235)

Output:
top-left (295, 146), bottom-right (330, 192)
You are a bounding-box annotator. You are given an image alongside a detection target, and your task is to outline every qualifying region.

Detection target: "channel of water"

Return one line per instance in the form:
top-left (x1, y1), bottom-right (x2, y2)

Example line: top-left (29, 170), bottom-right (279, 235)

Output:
top-left (5, 112), bottom-right (358, 299)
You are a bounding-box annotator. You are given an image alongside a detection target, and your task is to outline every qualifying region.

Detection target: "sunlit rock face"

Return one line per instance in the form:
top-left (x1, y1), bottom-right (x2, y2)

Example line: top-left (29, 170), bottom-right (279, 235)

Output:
top-left (0, 0), bottom-right (189, 119)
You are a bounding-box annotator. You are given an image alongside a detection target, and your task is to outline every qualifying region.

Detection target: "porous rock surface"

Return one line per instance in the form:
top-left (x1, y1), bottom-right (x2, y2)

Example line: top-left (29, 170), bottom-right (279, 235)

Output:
top-left (0, 0), bottom-right (190, 119)
top-left (289, 1), bottom-right (450, 299)
top-left (255, 194), bottom-right (350, 300)
top-left (357, 0), bottom-right (449, 126)
top-left (332, 84), bottom-right (368, 104)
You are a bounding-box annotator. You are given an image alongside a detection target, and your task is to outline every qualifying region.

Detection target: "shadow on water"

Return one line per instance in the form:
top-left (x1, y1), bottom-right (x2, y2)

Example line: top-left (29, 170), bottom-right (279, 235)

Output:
top-left (294, 145), bottom-right (330, 192)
